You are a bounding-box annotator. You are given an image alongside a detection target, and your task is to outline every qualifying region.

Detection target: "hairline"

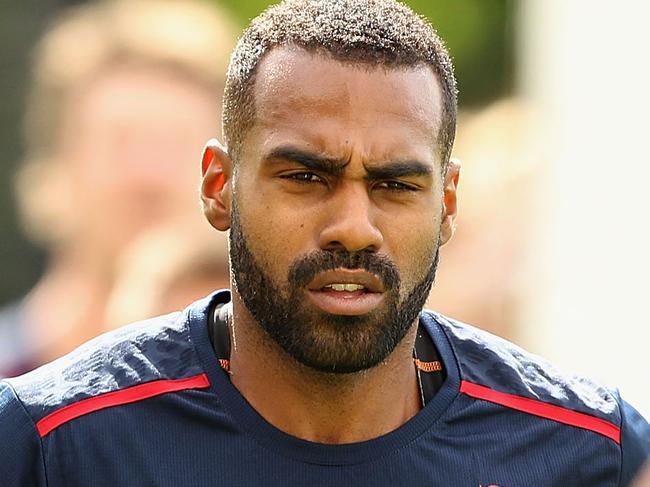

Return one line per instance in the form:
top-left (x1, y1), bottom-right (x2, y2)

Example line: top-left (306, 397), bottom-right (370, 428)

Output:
top-left (227, 44), bottom-right (453, 173)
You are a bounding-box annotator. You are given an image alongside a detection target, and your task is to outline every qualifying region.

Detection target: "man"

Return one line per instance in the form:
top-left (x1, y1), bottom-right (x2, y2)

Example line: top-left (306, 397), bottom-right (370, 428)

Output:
top-left (1, 0), bottom-right (648, 485)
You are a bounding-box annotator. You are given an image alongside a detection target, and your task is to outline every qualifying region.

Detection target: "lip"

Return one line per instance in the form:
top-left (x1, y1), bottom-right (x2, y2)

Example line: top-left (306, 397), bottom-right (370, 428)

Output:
top-left (307, 269), bottom-right (385, 293)
top-left (306, 269), bottom-right (386, 316)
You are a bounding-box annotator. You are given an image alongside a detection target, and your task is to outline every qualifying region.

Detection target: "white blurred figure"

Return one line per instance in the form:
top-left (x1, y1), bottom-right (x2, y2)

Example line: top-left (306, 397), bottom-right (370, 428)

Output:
top-left (518, 0), bottom-right (650, 418)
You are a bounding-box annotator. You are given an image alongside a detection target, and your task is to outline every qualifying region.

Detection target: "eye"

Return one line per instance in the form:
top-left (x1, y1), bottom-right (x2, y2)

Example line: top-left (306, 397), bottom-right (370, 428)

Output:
top-left (375, 180), bottom-right (418, 192)
top-left (281, 172), bottom-right (324, 184)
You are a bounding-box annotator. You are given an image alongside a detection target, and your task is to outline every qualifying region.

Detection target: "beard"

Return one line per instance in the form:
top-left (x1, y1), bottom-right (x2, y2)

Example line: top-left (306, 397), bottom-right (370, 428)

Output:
top-left (229, 200), bottom-right (440, 374)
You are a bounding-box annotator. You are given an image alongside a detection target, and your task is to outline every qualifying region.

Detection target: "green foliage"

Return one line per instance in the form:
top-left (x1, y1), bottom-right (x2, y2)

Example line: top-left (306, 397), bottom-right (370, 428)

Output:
top-left (213, 0), bottom-right (515, 106)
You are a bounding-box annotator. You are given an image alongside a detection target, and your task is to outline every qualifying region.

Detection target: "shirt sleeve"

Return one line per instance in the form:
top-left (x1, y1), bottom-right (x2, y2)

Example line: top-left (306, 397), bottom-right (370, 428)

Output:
top-left (618, 392), bottom-right (650, 486)
top-left (0, 381), bottom-right (47, 486)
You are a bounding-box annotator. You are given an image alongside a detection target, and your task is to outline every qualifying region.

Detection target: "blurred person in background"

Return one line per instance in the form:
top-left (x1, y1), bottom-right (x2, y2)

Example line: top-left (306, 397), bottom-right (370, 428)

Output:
top-left (427, 98), bottom-right (538, 339)
top-left (0, 0), bottom-right (237, 377)
top-left (104, 221), bottom-right (230, 328)
top-left (1, 0), bottom-right (530, 379)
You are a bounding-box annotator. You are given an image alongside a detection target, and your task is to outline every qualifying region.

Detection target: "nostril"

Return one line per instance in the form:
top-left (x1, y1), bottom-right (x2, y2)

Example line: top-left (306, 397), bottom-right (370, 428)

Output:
top-left (322, 240), bottom-right (346, 252)
top-left (322, 240), bottom-right (379, 254)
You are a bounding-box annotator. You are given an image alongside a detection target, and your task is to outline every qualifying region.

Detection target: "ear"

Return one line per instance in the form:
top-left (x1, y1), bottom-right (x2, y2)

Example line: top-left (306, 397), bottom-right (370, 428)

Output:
top-left (200, 138), bottom-right (232, 231)
top-left (439, 158), bottom-right (460, 246)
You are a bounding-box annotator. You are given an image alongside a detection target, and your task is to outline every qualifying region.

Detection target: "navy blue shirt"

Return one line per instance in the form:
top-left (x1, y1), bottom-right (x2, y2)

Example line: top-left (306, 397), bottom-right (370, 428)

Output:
top-left (1, 290), bottom-right (648, 486)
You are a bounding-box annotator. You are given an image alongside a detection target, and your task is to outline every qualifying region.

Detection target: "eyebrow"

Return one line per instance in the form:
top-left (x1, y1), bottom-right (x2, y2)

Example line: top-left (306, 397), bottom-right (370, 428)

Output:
top-left (364, 161), bottom-right (433, 181)
top-left (267, 147), bottom-right (347, 175)
top-left (266, 146), bottom-right (433, 179)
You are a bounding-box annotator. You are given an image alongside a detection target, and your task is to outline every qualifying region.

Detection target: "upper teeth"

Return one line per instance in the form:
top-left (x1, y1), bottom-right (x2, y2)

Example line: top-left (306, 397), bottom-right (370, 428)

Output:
top-left (326, 283), bottom-right (365, 291)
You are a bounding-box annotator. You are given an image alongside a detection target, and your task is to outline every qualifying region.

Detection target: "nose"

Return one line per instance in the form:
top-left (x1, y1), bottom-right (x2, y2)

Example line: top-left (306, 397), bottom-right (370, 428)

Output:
top-left (318, 182), bottom-right (384, 253)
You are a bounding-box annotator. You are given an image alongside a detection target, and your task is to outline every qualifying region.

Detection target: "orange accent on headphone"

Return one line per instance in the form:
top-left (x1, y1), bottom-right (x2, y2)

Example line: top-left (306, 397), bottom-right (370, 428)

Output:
top-left (414, 359), bottom-right (442, 373)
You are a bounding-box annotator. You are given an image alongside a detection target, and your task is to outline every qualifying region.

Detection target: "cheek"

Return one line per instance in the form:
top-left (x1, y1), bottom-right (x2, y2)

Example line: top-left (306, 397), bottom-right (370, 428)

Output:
top-left (387, 211), bottom-right (441, 288)
top-left (234, 185), bottom-right (312, 278)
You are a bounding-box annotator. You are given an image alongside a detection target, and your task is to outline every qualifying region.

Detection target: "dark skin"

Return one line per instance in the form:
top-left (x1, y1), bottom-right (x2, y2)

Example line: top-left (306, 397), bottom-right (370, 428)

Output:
top-left (201, 47), bottom-right (460, 444)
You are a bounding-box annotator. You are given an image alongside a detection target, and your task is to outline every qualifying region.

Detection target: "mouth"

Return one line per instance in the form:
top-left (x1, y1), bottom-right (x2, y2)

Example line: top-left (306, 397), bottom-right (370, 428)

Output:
top-left (306, 269), bottom-right (386, 316)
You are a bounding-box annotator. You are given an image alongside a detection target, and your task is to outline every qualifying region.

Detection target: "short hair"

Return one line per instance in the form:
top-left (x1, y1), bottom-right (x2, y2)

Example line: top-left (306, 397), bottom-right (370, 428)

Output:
top-left (223, 0), bottom-right (457, 167)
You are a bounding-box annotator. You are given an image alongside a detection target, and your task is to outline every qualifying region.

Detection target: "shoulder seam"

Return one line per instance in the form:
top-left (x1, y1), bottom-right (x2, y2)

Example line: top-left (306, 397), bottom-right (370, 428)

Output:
top-left (460, 380), bottom-right (621, 444)
top-left (421, 311), bottom-right (463, 380)
top-left (36, 373), bottom-right (210, 437)
top-left (610, 389), bottom-right (624, 487)
top-left (2, 381), bottom-right (49, 484)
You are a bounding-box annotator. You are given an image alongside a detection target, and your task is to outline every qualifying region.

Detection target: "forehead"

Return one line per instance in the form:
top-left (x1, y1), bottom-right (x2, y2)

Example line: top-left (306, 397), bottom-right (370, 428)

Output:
top-left (248, 46), bottom-right (443, 161)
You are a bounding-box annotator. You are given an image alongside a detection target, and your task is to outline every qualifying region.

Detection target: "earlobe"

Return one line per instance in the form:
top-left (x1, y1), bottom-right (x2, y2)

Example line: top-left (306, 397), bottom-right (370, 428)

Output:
top-left (440, 158), bottom-right (461, 246)
top-left (200, 138), bottom-right (232, 231)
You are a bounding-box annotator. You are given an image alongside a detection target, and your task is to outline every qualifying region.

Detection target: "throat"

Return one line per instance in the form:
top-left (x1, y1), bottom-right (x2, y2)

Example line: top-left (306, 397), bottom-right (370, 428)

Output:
top-left (209, 295), bottom-right (444, 444)
top-left (238, 352), bottom-right (423, 444)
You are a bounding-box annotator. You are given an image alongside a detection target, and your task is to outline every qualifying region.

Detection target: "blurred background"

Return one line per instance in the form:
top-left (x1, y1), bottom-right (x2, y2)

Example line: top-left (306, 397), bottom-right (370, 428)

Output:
top-left (0, 0), bottom-right (648, 416)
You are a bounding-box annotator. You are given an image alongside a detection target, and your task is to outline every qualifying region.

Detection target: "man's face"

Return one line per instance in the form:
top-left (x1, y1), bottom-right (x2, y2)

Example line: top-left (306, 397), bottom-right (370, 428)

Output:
top-left (229, 47), bottom-right (450, 373)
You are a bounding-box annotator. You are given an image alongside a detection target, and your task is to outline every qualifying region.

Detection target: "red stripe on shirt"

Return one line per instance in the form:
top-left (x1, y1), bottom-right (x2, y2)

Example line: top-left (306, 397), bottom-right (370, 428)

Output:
top-left (37, 373), bottom-right (210, 437)
top-left (460, 380), bottom-right (621, 444)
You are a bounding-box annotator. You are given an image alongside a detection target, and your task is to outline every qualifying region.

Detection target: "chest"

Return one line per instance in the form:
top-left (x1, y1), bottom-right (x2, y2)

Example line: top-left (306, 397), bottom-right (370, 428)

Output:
top-left (41, 397), bottom-right (620, 487)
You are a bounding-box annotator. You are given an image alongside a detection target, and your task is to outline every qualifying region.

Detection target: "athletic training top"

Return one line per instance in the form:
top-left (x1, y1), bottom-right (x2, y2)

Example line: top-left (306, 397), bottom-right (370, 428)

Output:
top-left (1, 290), bottom-right (648, 486)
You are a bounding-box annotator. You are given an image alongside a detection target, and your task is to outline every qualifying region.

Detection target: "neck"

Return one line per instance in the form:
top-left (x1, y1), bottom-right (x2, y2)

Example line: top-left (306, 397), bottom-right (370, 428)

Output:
top-left (227, 292), bottom-right (421, 444)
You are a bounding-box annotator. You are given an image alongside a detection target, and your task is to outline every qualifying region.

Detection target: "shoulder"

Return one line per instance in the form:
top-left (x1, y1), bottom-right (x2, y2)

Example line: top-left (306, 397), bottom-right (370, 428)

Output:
top-left (0, 381), bottom-right (47, 484)
top-left (423, 310), bottom-right (620, 424)
top-left (0, 309), bottom-right (201, 485)
top-left (422, 311), bottom-right (650, 485)
top-left (5, 306), bottom-right (206, 435)
top-left (617, 395), bottom-right (650, 486)
top-left (423, 310), bottom-right (650, 483)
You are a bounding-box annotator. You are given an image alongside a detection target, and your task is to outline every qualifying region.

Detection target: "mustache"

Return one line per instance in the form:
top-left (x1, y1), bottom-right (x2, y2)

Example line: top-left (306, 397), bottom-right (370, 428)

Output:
top-left (288, 250), bottom-right (400, 291)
